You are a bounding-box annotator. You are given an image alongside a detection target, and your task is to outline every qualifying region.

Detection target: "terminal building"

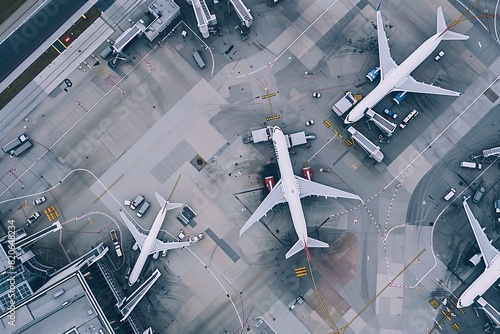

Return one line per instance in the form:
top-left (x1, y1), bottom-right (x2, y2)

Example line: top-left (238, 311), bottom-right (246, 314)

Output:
top-left (0, 228), bottom-right (149, 333)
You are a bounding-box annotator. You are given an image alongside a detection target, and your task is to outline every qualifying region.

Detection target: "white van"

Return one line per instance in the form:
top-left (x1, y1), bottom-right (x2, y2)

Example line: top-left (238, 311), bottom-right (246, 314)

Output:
top-left (443, 188), bottom-right (456, 201)
top-left (130, 194), bottom-right (144, 210)
top-left (460, 161), bottom-right (482, 169)
top-left (136, 201), bottom-right (150, 218)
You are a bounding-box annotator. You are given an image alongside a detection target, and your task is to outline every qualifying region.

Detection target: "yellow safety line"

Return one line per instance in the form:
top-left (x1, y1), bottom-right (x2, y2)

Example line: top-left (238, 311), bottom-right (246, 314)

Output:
top-left (94, 174), bottom-right (124, 203)
top-left (307, 254), bottom-right (339, 332)
top-left (338, 249), bottom-right (426, 334)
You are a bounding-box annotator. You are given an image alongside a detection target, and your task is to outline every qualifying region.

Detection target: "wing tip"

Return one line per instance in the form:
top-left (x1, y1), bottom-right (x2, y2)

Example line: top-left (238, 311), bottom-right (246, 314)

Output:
top-left (376, 3), bottom-right (381, 11)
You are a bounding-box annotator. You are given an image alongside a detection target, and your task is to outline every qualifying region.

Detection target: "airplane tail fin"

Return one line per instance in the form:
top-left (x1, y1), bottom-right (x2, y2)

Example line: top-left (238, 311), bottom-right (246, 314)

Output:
top-left (436, 7), bottom-right (469, 41)
top-left (285, 240), bottom-right (305, 259)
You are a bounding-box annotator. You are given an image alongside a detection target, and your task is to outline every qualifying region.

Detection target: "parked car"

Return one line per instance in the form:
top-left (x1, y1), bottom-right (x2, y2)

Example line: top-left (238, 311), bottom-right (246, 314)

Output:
top-left (188, 233), bottom-right (204, 242)
top-left (33, 196), bottom-right (46, 205)
top-left (383, 108), bottom-right (397, 119)
top-left (434, 50), bottom-right (445, 61)
top-left (26, 212), bottom-right (41, 226)
top-left (312, 92), bottom-right (321, 98)
top-left (305, 120), bottom-right (314, 126)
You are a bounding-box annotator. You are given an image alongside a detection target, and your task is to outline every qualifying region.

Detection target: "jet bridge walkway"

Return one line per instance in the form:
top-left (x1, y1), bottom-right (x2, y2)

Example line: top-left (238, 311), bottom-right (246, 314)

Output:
top-left (365, 109), bottom-right (397, 137)
top-left (482, 147), bottom-right (500, 158)
top-left (230, 0), bottom-right (253, 27)
top-left (477, 297), bottom-right (500, 328)
top-left (14, 221), bottom-right (62, 249)
top-left (192, 0), bottom-right (217, 38)
top-left (347, 127), bottom-right (384, 162)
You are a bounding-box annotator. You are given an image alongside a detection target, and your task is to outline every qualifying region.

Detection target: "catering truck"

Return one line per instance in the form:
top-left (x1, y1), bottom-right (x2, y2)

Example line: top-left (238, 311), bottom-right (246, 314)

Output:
top-left (332, 92), bottom-right (360, 117)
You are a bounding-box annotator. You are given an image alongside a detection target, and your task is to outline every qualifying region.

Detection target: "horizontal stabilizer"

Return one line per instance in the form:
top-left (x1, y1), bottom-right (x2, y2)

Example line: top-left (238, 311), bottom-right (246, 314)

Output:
top-left (167, 202), bottom-right (183, 211)
top-left (307, 237), bottom-right (329, 249)
top-left (436, 6), bottom-right (469, 40)
top-left (286, 240), bottom-right (305, 259)
top-left (155, 192), bottom-right (166, 207)
top-left (441, 30), bottom-right (469, 41)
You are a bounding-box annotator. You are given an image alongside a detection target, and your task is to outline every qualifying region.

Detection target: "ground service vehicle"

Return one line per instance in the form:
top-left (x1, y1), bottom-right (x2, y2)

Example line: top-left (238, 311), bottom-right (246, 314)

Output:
top-left (473, 186), bottom-right (485, 203)
top-left (110, 230), bottom-right (119, 245)
top-left (312, 92), bottom-right (321, 98)
top-left (305, 120), bottom-right (314, 126)
top-left (136, 201), bottom-right (150, 218)
top-left (130, 194), bottom-right (144, 210)
top-left (2, 134), bottom-right (29, 153)
top-left (434, 50), bottom-right (445, 61)
top-left (460, 162), bottom-right (482, 169)
top-left (399, 109), bottom-right (418, 129)
top-left (25, 212), bottom-right (41, 226)
top-left (443, 188), bottom-right (456, 201)
top-left (33, 196), bottom-right (46, 205)
top-left (10, 141), bottom-right (32, 157)
top-left (192, 50), bottom-right (206, 69)
top-left (332, 92), bottom-right (359, 117)
top-left (383, 109), bottom-right (397, 119)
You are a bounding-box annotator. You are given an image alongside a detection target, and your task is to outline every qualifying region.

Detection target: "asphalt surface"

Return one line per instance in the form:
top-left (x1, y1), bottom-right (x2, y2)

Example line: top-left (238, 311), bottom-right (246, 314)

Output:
top-left (0, 0), bottom-right (88, 83)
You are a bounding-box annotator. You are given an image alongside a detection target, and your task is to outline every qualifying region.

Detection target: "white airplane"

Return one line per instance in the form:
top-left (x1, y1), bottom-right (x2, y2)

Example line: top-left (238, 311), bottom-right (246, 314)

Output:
top-left (344, 4), bottom-right (468, 124)
top-left (239, 126), bottom-right (361, 259)
top-left (457, 197), bottom-right (500, 308)
top-left (120, 192), bottom-right (191, 286)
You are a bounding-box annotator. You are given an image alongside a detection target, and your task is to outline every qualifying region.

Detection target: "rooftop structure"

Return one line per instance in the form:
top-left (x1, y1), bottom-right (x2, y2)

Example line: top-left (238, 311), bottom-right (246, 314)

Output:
top-left (0, 243), bottom-right (148, 333)
top-left (229, 0), bottom-right (253, 28)
top-left (143, 0), bottom-right (180, 42)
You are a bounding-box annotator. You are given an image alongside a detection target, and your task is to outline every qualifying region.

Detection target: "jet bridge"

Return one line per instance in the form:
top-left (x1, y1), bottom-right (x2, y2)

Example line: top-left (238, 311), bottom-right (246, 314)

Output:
top-left (482, 147), bottom-right (500, 158)
top-left (477, 297), bottom-right (500, 328)
top-left (192, 0), bottom-right (217, 38)
top-left (230, 0), bottom-right (253, 28)
top-left (364, 109), bottom-right (397, 137)
top-left (347, 127), bottom-right (384, 162)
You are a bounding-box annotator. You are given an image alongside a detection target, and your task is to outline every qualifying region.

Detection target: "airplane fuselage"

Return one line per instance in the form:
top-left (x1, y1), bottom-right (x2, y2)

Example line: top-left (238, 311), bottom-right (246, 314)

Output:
top-left (272, 128), bottom-right (308, 249)
top-left (458, 254), bottom-right (500, 307)
top-left (345, 33), bottom-right (443, 124)
top-left (128, 205), bottom-right (169, 286)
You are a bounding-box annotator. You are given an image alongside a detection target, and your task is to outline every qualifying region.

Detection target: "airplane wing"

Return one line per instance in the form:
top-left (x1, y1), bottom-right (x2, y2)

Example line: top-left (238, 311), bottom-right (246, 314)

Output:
top-left (151, 240), bottom-right (191, 254)
top-left (376, 4), bottom-right (398, 79)
top-left (463, 198), bottom-right (500, 268)
top-left (119, 209), bottom-right (147, 250)
top-left (239, 179), bottom-right (287, 237)
top-left (395, 75), bottom-right (462, 96)
top-left (296, 176), bottom-right (362, 201)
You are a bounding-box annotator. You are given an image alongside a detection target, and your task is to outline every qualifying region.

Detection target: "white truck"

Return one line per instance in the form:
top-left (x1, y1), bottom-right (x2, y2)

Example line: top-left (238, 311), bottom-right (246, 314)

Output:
top-left (2, 134), bottom-right (29, 154)
top-left (332, 92), bottom-right (359, 117)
